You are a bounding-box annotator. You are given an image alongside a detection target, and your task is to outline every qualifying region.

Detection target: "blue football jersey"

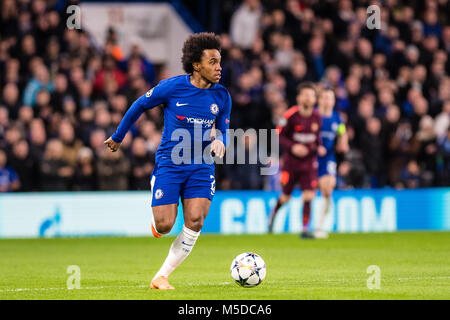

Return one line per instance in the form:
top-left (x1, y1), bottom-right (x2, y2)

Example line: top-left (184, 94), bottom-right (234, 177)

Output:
top-left (320, 111), bottom-right (343, 155)
top-left (111, 75), bottom-right (232, 167)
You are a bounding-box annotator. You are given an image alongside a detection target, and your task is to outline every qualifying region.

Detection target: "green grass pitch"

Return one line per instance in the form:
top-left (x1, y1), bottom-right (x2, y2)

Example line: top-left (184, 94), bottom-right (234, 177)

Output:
top-left (0, 232), bottom-right (449, 300)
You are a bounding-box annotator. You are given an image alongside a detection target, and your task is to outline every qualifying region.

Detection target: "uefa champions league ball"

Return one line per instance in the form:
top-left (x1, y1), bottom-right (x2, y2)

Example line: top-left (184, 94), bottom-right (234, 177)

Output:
top-left (230, 252), bottom-right (266, 287)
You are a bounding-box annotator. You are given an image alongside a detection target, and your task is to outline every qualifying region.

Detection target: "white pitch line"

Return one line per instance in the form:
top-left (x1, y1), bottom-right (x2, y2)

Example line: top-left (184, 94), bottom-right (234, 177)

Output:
top-left (0, 284), bottom-right (148, 293)
top-left (1, 276), bottom-right (449, 293)
top-left (395, 276), bottom-right (450, 281)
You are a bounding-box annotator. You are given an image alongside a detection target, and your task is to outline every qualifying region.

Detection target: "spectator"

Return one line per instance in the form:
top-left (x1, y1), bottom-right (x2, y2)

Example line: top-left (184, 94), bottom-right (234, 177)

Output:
top-left (22, 63), bottom-right (54, 107)
top-left (337, 124), bottom-right (367, 188)
top-left (76, 80), bottom-right (93, 109)
top-left (274, 34), bottom-right (295, 71)
top-left (435, 100), bottom-right (450, 139)
top-left (423, 9), bottom-right (442, 38)
top-left (436, 128), bottom-right (450, 186)
top-left (388, 119), bottom-right (420, 186)
top-left (9, 139), bottom-right (34, 191)
top-left (94, 106), bottom-right (115, 137)
top-left (225, 131), bottom-right (262, 189)
top-left (442, 26), bottom-right (450, 54)
top-left (360, 117), bottom-right (386, 187)
top-left (4, 124), bottom-right (24, 156)
top-left (58, 119), bottom-right (83, 168)
top-left (336, 149), bottom-right (367, 189)
top-left (74, 147), bottom-right (96, 191)
top-left (0, 0), bottom-right (19, 39)
top-left (400, 159), bottom-right (421, 189)
top-left (104, 27), bottom-right (125, 62)
top-left (0, 107), bottom-right (9, 143)
top-left (121, 44), bottom-right (156, 85)
top-left (0, 149), bottom-right (20, 192)
top-left (89, 128), bottom-right (107, 158)
top-left (45, 36), bottom-right (61, 75)
top-left (35, 89), bottom-right (53, 120)
top-left (221, 46), bottom-right (246, 90)
top-left (306, 35), bottom-right (328, 81)
top-left (130, 137), bottom-right (154, 190)
top-left (17, 106), bottom-right (34, 129)
top-left (230, 0), bottom-right (262, 50)
top-left (93, 54), bottom-right (127, 96)
top-left (39, 139), bottom-right (74, 191)
top-left (415, 115), bottom-right (438, 186)
top-left (29, 118), bottom-right (47, 162)
top-left (28, 118), bottom-right (47, 189)
top-left (1, 82), bottom-right (20, 119)
top-left (284, 56), bottom-right (311, 105)
top-left (78, 107), bottom-right (96, 146)
top-left (50, 73), bottom-right (72, 113)
top-left (19, 34), bottom-right (37, 79)
top-left (96, 148), bottom-right (130, 191)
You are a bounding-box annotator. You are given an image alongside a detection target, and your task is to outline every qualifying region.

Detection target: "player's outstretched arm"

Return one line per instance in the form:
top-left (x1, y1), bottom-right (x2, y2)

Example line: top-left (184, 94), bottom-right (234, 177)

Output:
top-left (109, 95), bottom-right (151, 144)
top-left (108, 80), bottom-right (171, 146)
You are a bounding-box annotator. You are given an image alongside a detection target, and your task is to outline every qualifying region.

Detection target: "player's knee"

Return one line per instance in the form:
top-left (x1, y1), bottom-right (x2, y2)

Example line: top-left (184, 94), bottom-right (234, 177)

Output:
top-left (185, 215), bottom-right (204, 232)
top-left (154, 217), bottom-right (175, 234)
top-left (154, 222), bottom-right (172, 234)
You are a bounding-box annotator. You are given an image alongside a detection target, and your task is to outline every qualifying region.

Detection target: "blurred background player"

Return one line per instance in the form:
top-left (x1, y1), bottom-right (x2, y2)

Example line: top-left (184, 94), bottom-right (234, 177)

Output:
top-left (315, 88), bottom-right (349, 239)
top-left (104, 33), bottom-right (231, 289)
top-left (268, 82), bottom-right (326, 238)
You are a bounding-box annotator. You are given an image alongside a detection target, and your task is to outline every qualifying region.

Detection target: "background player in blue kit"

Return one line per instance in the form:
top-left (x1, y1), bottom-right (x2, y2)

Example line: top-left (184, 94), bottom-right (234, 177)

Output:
top-left (315, 88), bottom-right (348, 239)
top-left (104, 33), bottom-right (231, 289)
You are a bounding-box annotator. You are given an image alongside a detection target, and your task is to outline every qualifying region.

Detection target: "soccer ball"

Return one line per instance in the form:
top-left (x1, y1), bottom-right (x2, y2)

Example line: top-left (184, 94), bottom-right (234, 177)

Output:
top-left (230, 252), bottom-right (266, 287)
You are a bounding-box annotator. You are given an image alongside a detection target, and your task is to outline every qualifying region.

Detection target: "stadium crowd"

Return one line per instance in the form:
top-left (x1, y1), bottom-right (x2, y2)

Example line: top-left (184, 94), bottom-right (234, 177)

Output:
top-left (0, 0), bottom-right (449, 192)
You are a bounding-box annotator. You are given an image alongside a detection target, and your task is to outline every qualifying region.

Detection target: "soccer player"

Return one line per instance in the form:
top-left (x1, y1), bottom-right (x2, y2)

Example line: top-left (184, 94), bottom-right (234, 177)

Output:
top-left (104, 33), bottom-right (231, 290)
top-left (268, 82), bottom-right (326, 238)
top-left (314, 88), bottom-right (348, 239)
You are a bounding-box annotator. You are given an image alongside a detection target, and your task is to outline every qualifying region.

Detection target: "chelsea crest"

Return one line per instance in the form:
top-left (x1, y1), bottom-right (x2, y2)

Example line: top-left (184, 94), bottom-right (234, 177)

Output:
top-left (210, 103), bottom-right (219, 115)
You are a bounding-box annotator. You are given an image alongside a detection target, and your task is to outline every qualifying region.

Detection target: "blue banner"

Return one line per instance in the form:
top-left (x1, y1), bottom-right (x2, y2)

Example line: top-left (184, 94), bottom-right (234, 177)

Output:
top-left (0, 188), bottom-right (449, 238)
top-left (198, 188), bottom-right (450, 234)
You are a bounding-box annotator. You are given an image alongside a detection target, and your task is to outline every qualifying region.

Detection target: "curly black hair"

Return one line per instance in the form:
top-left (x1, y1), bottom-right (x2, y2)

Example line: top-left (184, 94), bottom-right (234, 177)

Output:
top-left (181, 32), bottom-right (221, 74)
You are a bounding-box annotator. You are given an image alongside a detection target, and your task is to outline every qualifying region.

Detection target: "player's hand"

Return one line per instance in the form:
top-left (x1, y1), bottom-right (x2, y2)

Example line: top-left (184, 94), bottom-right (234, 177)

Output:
top-left (291, 144), bottom-right (308, 158)
top-left (318, 145), bottom-right (327, 157)
top-left (104, 137), bottom-right (121, 152)
top-left (336, 141), bottom-right (349, 153)
top-left (211, 139), bottom-right (225, 158)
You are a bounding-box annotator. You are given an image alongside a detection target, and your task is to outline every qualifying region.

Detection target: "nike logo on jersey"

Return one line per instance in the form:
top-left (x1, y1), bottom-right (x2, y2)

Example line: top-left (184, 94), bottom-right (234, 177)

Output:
top-left (181, 241), bottom-right (193, 246)
top-left (176, 102), bottom-right (188, 106)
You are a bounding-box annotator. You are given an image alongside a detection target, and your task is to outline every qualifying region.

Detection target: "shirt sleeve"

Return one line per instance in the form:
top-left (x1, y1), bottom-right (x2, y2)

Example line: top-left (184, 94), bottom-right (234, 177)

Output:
top-left (111, 81), bottom-right (171, 143)
top-left (279, 115), bottom-right (296, 151)
top-left (215, 91), bottom-right (232, 147)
